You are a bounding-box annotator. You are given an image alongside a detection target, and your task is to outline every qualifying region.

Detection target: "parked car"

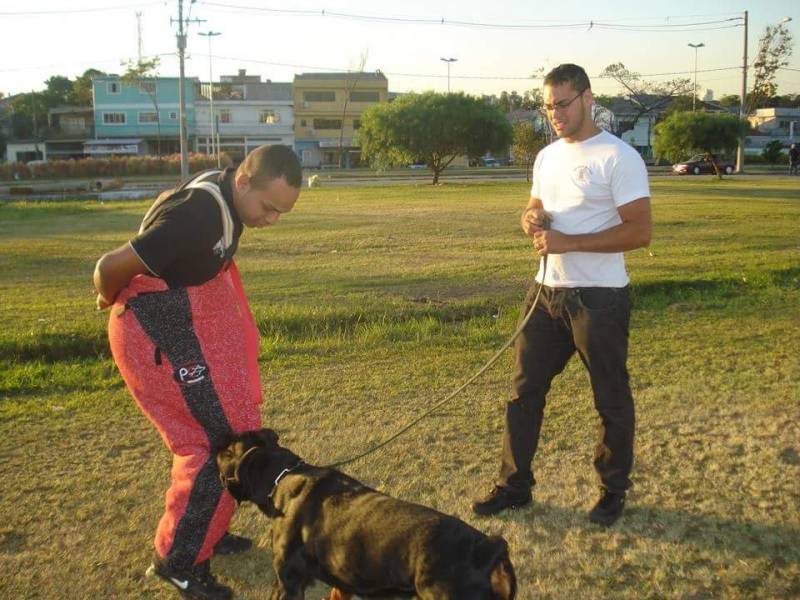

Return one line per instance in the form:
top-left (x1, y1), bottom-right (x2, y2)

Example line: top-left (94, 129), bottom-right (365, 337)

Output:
top-left (480, 158), bottom-right (500, 167)
top-left (673, 154), bottom-right (735, 175)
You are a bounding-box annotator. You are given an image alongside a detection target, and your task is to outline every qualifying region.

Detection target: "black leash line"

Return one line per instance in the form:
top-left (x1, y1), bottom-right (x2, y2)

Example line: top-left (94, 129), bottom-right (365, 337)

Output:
top-left (323, 253), bottom-right (549, 470)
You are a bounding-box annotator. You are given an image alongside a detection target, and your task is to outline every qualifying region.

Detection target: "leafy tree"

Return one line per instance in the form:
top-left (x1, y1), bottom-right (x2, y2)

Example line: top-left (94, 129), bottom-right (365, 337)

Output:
top-left (654, 111), bottom-right (747, 179)
top-left (69, 68), bottom-right (106, 106)
top-left (121, 58), bottom-right (162, 154)
top-left (512, 121), bottom-right (547, 182)
top-left (43, 76), bottom-right (73, 107)
top-left (750, 21), bottom-right (793, 111)
top-left (488, 89), bottom-right (542, 113)
top-left (358, 91), bottom-right (513, 184)
top-left (761, 140), bottom-right (784, 165)
top-left (9, 92), bottom-right (46, 139)
top-left (718, 94), bottom-right (740, 108)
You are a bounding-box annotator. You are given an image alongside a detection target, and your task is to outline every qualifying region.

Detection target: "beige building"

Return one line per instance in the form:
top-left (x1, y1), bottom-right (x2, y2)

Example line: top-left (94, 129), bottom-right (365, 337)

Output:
top-left (293, 71), bottom-right (388, 168)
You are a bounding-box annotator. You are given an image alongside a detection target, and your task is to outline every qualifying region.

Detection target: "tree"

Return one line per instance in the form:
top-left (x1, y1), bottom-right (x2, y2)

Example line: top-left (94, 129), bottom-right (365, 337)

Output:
top-left (653, 111), bottom-right (747, 179)
top-left (338, 51), bottom-right (368, 168)
top-left (69, 68), bottom-right (106, 106)
top-left (43, 76), bottom-right (72, 107)
top-left (750, 21), bottom-right (793, 111)
top-left (511, 121), bottom-right (547, 182)
top-left (121, 57), bottom-right (162, 154)
top-left (761, 140), bottom-right (784, 165)
top-left (9, 92), bottom-right (47, 140)
top-left (601, 63), bottom-right (693, 152)
top-left (358, 92), bottom-right (513, 184)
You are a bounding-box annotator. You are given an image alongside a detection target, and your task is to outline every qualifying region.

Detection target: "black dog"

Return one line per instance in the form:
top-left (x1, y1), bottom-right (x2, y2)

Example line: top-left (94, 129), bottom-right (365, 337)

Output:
top-left (217, 428), bottom-right (516, 600)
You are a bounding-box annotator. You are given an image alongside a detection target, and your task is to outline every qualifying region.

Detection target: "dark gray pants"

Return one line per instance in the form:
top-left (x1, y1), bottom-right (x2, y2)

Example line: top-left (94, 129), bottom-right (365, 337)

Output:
top-left (498, 283), bottom-right (635, 493)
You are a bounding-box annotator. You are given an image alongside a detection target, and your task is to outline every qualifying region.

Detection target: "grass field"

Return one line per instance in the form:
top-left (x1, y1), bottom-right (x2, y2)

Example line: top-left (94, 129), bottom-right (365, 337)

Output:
top-left (1, 177), bottom-right (799, 599)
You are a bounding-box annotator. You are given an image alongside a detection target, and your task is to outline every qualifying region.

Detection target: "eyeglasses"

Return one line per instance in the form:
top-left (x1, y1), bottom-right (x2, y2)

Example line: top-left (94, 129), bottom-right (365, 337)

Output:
top-left (543, 90), bottom-right (585, 113)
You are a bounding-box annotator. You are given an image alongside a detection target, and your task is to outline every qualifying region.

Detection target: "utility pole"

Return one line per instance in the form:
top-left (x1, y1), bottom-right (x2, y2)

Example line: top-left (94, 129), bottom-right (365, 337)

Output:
top-left (199, 30), bottom-right (221, 167)
top-left (171, 0), bottom-right (205, 180)
top-left (736, 10), bottom-right (748, 174)
top-left (136, 12), bottom-right (143, 63)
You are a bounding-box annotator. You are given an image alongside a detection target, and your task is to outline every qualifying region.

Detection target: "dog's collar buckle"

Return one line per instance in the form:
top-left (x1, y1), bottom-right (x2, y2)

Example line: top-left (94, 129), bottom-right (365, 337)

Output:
top-left (268, 460), bottom-right (304, 499)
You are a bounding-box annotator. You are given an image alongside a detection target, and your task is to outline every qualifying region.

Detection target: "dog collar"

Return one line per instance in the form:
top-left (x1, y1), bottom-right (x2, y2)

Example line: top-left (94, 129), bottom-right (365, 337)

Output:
top-left (267, 460), bottom-right (305, 499)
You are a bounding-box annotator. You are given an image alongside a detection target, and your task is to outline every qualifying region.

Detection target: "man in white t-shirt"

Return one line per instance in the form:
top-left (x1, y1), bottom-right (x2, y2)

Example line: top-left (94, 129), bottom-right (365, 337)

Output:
top-left (473, 64), bottom-right (652, 526)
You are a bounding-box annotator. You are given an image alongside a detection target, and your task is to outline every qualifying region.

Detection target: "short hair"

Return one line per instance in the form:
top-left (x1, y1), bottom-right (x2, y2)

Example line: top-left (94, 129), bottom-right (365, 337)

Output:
top-left (236, 144), bottom-right (302, 189)
top-left (544, 64), bottom-right (591, 93)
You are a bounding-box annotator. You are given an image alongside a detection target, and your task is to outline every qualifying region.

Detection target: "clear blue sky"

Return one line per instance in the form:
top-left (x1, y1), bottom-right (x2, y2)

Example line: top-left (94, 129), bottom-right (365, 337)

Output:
top-left (1, 0), bottom-right (798, 100)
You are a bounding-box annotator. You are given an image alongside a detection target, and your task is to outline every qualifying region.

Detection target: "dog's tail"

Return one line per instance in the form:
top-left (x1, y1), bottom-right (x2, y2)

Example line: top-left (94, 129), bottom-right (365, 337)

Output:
top-left (475, 536), bottom-right (517, 600)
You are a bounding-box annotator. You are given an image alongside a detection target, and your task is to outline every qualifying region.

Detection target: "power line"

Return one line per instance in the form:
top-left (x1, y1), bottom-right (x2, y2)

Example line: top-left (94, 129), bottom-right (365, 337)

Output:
top-left (0, 53), bottom-right (176, 74)
top-left (199, 2), bottom-right (744, 32)
top-left (0, 2), bottom-right (163, 16)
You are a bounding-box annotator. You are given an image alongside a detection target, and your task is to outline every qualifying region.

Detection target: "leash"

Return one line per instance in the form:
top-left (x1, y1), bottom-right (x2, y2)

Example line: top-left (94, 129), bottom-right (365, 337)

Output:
top-left (324, 222), bottom-right (551, 470)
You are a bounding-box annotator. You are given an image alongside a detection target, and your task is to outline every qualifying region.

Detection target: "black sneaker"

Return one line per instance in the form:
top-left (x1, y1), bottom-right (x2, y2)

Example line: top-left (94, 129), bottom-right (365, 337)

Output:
top-left (213, 532), bottom-right (253, 555)
top-left (588, 488), bottom-right (626, 526)
top-left (472, 485), bottom-right (532, 516)
top-left (146, 557), bottom-right (233, 600)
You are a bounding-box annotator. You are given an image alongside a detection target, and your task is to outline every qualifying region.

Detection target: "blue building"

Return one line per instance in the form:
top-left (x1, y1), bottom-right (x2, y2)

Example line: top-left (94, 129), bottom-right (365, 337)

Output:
top-left (90, 75), bottom-right (198, 156)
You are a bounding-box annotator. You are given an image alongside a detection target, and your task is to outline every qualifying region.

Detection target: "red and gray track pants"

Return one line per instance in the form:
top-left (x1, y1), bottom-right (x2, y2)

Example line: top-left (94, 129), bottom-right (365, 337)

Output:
top-left (108, 263), bottom-right (262, 569)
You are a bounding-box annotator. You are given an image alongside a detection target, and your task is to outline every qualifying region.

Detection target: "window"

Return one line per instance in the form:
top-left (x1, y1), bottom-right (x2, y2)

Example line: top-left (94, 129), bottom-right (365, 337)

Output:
top-left (353, 119), bottom-right (361, 130)
top-left (304, 91), bottom-right (336, 102)
top-left (169, 112), bottom-right (178, 120)
top-left (300, 119), bottom-right (307, 127)
top-left (259, 110), bottom-right (280, 124)
top-left (138, 111), bottom-right (159, 124)
top-left (61, 116), bottom-right (86, 130)
top-left (139, 81), bottom-right (156, 95)
top-left (103, 112), bottom-right (126, 124)
top-left (219, 110), bottom-right (232, 123)
top-left (107, 82), bottom-right (120, 94)
top-left (349, 91), bottom-right (379, 102)
top-left (313, 118), bottom-right (342, 130)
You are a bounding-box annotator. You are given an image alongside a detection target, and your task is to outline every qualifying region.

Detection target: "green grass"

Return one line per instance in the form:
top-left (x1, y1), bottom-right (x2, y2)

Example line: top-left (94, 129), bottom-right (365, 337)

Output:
top-left (1, 178), bottom-right (799, 599)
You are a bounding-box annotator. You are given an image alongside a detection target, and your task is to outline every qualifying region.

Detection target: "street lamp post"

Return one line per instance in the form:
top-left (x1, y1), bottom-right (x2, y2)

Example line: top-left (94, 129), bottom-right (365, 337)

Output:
top-left (688, 43), bottom-right (705, 111)
top-left (199, 30), bottom-right (221, 168)
top-left (440, 57), bottom-right (457, 93)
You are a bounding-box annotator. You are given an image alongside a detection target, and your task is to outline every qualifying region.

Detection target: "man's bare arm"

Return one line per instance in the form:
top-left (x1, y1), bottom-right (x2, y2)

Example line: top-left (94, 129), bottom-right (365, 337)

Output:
top-left (93, 243), bottom-right (149, 309)
top-left (533, 197), bottom-right (651, 255)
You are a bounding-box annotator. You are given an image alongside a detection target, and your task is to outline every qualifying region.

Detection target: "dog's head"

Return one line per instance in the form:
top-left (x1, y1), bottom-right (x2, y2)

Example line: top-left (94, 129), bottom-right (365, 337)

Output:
top-left (216, 428), bottom-right (281, 504)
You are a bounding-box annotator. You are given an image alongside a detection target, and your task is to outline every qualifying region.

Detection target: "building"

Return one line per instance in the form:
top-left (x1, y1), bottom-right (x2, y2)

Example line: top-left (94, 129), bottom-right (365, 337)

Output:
top-left (293, 71), bottom-right (388, 168)
top-left (91, 74), bottom-right (198, 156)
top-left (43, 106), bottom-right (94, 160)
top-left (745, 107), bottom-right (800, 154)
top-left (195, 70), bottom-right (294, 162)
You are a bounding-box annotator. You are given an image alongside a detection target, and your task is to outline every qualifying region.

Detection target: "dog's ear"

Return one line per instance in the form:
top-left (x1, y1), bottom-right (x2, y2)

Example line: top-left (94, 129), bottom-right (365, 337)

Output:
top-left (256, 428), bottom-right (279, 447)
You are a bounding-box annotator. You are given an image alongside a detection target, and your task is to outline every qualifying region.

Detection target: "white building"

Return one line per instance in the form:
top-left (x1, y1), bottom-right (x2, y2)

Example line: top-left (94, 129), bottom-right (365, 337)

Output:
top-left (195, 74), bottom-right (294, 160)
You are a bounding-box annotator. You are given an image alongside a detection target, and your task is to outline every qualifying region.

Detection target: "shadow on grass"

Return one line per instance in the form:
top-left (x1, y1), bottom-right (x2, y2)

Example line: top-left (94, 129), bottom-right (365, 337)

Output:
top-left (0, 331), bottom-right (109, 362)
top-left (509, 501), bottom-right (800, 564)
top-left (631, 268), bottom-right (800, 309)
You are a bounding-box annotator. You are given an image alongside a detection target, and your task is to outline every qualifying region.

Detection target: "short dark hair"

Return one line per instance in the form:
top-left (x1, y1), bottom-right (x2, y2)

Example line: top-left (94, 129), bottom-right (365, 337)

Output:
top-left (543, 64), bottom-right (591, 93)
top-left (236, 144), bottom-right (302, 189)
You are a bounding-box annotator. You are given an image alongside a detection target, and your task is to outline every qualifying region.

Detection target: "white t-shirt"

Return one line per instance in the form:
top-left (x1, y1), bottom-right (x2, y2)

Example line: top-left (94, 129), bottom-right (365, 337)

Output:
top-left (530, 129), bottom-right (649, 287)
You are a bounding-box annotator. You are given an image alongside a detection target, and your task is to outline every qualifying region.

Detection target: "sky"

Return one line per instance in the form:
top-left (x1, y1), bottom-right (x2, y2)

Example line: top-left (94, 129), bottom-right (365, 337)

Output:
top-left (1, 0), bottom-right (799, 101)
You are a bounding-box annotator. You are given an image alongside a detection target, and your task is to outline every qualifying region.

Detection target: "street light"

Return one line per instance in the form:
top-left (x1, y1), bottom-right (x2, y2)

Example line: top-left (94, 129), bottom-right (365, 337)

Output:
top-left (440, 57), bottom-right (457, 93)
top-left (688, 43), bottom-right (705, 111)
top-left (199, 30), bottom-right (221, 167)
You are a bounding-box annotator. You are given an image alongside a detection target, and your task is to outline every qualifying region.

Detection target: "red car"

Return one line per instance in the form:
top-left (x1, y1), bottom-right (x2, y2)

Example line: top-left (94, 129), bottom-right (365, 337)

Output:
top-left (673, 154), bottom-right (735, 175)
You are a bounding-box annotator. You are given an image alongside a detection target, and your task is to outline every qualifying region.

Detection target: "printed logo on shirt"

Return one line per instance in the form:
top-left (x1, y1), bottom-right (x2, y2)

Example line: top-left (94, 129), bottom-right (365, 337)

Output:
top-left (572, 165), bottom-right (591, 185)
top-left (174, 362), bottom-right (209, 386)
